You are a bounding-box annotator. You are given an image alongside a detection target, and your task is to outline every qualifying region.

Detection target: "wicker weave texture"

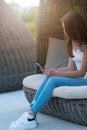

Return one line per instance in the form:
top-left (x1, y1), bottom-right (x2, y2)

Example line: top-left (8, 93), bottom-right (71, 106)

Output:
top-left (23, 87), bottom-right (87, 126)
top-left (37, 0), bottom-right (87, 66)
top-left (0, 1), bottom-right (36, 92)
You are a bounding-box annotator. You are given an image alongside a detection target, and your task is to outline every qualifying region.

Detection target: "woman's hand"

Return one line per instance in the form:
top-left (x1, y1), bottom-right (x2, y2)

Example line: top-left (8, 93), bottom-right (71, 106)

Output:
top-left (42, 68), bottom-right (56, 76)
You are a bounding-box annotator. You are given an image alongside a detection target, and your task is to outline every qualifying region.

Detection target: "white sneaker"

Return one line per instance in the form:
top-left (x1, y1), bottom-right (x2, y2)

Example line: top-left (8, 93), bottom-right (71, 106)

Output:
top-left (9, 112), bottom-right (37, 130)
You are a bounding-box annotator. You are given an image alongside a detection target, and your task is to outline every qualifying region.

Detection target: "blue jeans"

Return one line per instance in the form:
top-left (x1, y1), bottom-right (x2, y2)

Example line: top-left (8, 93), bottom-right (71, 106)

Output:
top-left (30, 76), bottom-right (87, 114)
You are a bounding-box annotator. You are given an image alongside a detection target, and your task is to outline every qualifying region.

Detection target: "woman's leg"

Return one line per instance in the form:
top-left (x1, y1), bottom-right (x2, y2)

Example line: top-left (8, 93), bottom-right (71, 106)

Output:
top-left (30, 76), bottom-right (87, 113)
top-left (30, 76), bottom-right (49, 107)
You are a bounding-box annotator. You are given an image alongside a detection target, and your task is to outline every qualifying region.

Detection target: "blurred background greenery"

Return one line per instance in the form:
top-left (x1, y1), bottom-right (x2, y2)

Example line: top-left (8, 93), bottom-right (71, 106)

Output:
top-left (21, 7), bottom-right (39, 42)
top-left (5, 0), bottom-right (40, 43)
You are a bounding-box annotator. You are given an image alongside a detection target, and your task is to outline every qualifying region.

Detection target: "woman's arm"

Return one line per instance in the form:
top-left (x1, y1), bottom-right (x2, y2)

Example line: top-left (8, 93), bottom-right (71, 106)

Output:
top-left (56, 57), bottom-right (77, 71)
top-left (43, 48), bottom-right (87, 78)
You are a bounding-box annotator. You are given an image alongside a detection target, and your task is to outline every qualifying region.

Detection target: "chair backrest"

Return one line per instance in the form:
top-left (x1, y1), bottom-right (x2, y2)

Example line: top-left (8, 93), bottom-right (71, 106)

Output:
top-left (37, 0), bottom-right (87, 66)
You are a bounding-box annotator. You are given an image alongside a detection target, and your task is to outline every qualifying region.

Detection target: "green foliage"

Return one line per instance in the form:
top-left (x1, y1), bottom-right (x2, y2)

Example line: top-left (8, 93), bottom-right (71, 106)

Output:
top-left (21, 7), bottom-right (39, 42)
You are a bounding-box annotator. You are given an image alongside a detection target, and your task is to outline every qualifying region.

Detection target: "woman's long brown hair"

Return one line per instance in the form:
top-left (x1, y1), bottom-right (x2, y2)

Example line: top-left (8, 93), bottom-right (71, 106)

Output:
top-left (61, 11), bottom-right (87, 57)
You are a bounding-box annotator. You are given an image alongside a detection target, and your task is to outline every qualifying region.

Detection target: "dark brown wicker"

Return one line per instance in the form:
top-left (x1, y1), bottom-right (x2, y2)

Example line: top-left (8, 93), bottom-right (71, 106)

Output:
top-left (0, 1), bottom-right (36, 93)
top-left (23, 0), bottom-right (87, 126)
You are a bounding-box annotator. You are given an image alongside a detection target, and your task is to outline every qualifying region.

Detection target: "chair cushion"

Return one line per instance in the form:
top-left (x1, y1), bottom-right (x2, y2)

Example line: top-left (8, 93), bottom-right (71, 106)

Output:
top-left (45, 37), bottom-right (69, 68)
top-left (23, 74), bottom-right (87, 99)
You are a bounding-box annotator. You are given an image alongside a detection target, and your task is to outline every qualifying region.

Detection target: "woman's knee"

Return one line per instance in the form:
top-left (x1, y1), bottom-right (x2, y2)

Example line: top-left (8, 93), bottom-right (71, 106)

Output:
top-left (48, 76), bottom-right (68, 86)
top-left (47, 76), bottom-right (57, 86)
top-left (48, 76), bottom-right (61, 82)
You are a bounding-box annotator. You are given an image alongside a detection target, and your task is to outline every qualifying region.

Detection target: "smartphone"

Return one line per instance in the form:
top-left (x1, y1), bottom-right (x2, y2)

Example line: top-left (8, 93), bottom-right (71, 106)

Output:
top-left (36, 63), bottom-right (42, 68)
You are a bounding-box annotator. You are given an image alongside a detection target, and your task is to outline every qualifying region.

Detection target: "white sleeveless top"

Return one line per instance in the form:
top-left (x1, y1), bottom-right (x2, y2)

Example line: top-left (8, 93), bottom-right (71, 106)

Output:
top-left (72, 49), bottom-right (87, 78)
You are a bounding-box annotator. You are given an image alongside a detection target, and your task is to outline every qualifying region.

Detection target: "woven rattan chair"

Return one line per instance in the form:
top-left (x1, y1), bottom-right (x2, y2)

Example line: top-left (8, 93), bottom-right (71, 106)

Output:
top-left (23, 0), bottom-right (87, 126)
top-left (0, 1), bottom-right (36, 93)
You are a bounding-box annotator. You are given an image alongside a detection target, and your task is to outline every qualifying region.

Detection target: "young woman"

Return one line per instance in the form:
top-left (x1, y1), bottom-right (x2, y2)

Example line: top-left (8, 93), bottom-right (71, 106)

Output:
top-left (9, 11), bottom-right (87, 130)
